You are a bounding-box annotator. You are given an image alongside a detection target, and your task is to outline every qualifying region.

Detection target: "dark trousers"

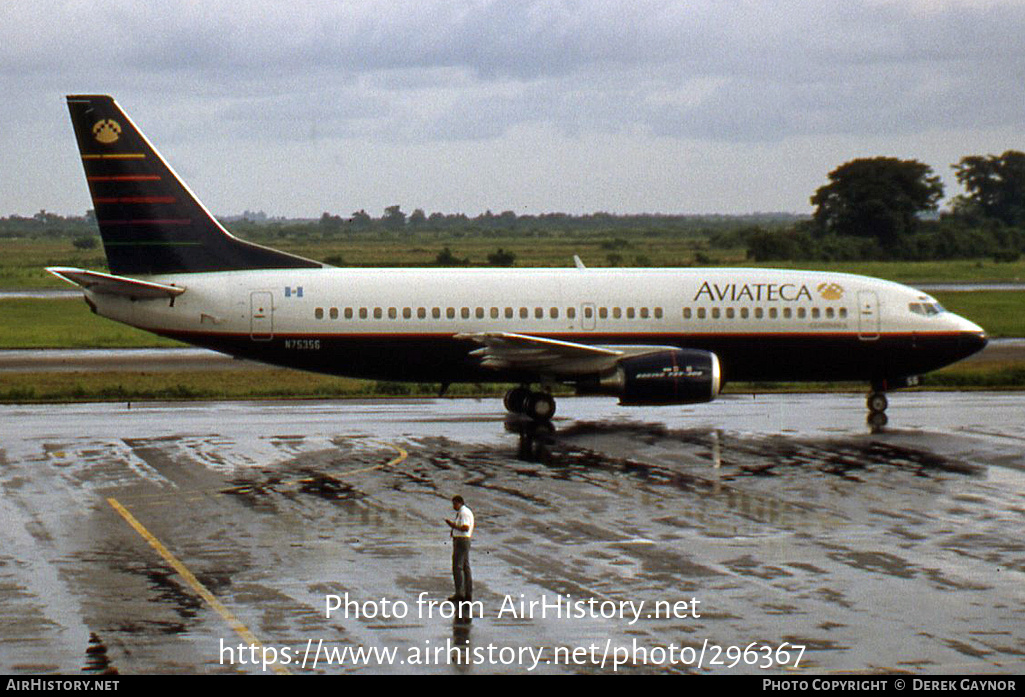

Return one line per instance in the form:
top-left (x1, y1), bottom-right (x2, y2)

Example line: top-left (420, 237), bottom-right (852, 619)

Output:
top-left (452, 537), bottom-right (472, 599)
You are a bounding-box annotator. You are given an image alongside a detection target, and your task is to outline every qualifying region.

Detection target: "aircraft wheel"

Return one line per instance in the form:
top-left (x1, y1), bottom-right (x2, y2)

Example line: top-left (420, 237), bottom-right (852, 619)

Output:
top-left (867, 392), bottom-right (888, 413)
top-left (504, 386), bottom-right (530, 414)
top-left (867, 410), bottom-right (888, 430)
top-left (525, 392), bottom-right (556, 422)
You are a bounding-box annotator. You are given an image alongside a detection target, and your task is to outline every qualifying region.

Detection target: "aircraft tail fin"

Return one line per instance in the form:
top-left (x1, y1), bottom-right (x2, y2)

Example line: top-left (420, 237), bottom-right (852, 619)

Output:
top-left (66, 95), bottom-right (322, 276)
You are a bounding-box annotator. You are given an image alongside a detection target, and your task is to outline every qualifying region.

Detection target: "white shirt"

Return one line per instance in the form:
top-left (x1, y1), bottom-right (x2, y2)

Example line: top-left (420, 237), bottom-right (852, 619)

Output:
top-left (453, 505), bottom-right (474, 538)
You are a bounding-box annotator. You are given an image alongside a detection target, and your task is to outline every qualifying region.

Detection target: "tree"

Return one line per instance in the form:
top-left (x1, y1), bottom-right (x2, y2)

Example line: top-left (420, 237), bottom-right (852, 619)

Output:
top-left (486, 248), bottom-right (516, 266)
top-left (951, 150), bottom-right (1025, 226)
top-left (383, 205), bottom-right (406, 231)
top-left (434, 246), bottom-right (468, 265)
top-left (72, 235), bottom-right (97, 250)
top-left (810, 157), bottom-right (943, 245)
top-left (408, 208), bottom-right (427, 230)
top-left (319, 212), bottom-right (343, 232)
top-left (350, 209), bottom-right (372, 230)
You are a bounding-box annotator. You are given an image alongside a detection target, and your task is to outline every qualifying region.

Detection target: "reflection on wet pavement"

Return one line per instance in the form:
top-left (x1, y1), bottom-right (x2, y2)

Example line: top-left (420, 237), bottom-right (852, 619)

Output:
top-left (1, 396), bottom-right (1023, 673)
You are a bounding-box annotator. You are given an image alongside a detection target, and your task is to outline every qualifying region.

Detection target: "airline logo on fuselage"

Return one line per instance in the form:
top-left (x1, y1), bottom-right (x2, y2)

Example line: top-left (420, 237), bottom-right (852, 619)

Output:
top-left (694, 281), bottom-right (813, 303)
top-left (817, 282), bottom-right (845, 300)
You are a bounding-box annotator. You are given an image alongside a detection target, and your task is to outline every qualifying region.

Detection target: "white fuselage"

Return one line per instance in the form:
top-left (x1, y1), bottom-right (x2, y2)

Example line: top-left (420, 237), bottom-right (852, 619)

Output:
top-left (84, 266), bottom-right (986, 386)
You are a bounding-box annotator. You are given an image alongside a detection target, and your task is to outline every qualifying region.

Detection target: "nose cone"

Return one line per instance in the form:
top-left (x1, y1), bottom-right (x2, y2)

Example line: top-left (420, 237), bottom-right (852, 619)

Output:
top-left (954, 314), bottom-right (988, 358)
top-left (959, 329), bottom-right (989, 357)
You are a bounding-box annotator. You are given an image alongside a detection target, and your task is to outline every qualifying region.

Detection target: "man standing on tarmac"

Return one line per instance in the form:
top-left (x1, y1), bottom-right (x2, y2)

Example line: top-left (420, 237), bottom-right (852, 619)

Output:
top-left (445, 495), bottom-right (474, 602)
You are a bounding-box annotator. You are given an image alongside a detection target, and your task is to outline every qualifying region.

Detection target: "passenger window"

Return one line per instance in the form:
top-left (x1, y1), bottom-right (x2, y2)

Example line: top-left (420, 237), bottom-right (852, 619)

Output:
top-left (769, 307), bottom-right (778, 319)
top-left (740, 307), bottom-right (748, 319)
top-left (584, 306), bottom-right (593, 319)
top-left (374, 307), bottom-right (383, 319)
top-left (461, 307), bottom-right (470, 319)
top-left (599, 307), bottom-right (608, 319)
top-left (697, 308), bottom-right (706, 319)
top-left (797, 308), bottom-right (806, 319)
top-left (627, 307), bottom-right (635, 319)
top-left (826, 307), bottom-right (834, 319)
top-left (432, 307), bottom-right (441, 319)
top-left (418, 307), bottom-right (426, 319)
top-left (535, 307), bottom-right (544, 319)
top-left (315, 307), bottom-right (324, 319)
top-left (683, 307), bottom-right (692, 319)
top-left (754, 307), bottom-right (763, 319)
top-left (505, 307), bottom-right (514, 319)
top-left (725, 308), bottom-right (734, 319)
top-left (389, 307), bottom-right (397, 319)
top-left (811, 308), bottom-right (820, 319)
top-left (345, 308), bottom-right (353, 320)
top-left (654, 307), bottom-right (663, 319)
top-left (839, 307), bottom-right (848, 319)
top-left (783, 308), bottom-right (791, 319)
top-left (329, 307), bottom-right (338, 319)
top-left (711, 308), bottom-right (720, 319)
top-left (519, 307), bottom-right (528, 319)
top-left (640, 307), bottom-right (649, 319)
top-left (613, 307), bottom-right (622, 319)
top-left (550, 307), bottom-right (559, 319)
top-left (403, 307), bottom-right (411, 319)
top-left (359, 307), bottom-right (368, 319)
top-left (491, 307), bottom-right (499, 319)
top-left (447, 308), bottom-right (456, 319)
top-left (476, 307), bottom-right (484, 319)
top-left (567, 307), bottom-right (576, 319)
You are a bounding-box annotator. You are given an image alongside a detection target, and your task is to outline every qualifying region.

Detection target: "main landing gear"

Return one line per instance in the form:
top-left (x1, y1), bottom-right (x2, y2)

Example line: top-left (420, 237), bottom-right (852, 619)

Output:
top-left (866, 386), bottom-right (888, 432)
top-left (504, 385), bottom-right (557, 422)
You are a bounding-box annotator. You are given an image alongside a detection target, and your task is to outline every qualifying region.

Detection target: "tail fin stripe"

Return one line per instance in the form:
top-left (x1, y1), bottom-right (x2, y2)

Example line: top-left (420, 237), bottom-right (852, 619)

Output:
top-left (104, 240), bottom-right (202, 246)
top-left (100, 219), bottom-right (193, 226)
top-left (88, 175), bottom-right (161, 182)
top-left (82, 153), bottom-right (147, 160)
top-left (94, 197), bottom-right (177, 204)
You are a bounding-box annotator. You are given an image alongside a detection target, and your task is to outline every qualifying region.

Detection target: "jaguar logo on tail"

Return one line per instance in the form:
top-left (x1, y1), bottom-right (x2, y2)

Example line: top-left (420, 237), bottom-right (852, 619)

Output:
top-left (92, 119), bottom-right (121, 144)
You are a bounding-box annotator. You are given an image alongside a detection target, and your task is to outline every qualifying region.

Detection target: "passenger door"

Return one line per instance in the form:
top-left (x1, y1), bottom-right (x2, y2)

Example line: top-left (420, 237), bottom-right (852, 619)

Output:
top-left (857, 290), bottom-right (880, 340)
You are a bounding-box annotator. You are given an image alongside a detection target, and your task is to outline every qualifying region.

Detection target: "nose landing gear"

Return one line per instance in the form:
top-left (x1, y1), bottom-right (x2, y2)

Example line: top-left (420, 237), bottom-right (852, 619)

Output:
top-left (867, 389), bottom-right (888, 432)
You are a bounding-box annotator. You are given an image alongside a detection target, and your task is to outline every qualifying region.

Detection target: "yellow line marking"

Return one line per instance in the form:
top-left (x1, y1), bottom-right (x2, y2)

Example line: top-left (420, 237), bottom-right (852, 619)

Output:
top-left (340, 441), bottom-right (408, 476)
top-left (106, 497), bottom-right (290, 675)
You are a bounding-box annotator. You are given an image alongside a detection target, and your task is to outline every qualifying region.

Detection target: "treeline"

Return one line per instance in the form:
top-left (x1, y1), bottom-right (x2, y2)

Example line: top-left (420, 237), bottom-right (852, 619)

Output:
top-left (1, 208), bottom-right (802, 245)
top-left (745, 151), bottom-right (1025, 263)
top-left (736, 219), bottom-right (1025, 263)
top-left (232, 210), bottom-right (805, 244)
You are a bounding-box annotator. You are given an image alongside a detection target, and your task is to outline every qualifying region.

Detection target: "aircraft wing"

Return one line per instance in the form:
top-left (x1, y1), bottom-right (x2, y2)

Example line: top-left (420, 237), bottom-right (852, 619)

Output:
top-left (46, 267), bottom-right (185, 299)
top-left (455, 331), bottom-right (679, 376)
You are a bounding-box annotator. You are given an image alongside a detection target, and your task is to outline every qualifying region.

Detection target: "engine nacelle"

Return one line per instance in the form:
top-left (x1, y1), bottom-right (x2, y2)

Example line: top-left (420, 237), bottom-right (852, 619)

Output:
top-left (596, 349), bottom-right (721, 405)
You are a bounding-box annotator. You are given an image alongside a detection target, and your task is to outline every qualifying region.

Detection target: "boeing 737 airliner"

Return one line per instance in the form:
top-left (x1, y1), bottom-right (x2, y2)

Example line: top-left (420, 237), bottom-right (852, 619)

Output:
top-left (50, 95), bottom-right (988, 427)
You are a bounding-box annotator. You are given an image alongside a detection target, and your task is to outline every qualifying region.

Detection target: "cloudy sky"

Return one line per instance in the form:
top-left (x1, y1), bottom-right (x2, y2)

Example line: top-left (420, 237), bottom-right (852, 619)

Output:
top-left (2, 0), bottom-right (1023, 217)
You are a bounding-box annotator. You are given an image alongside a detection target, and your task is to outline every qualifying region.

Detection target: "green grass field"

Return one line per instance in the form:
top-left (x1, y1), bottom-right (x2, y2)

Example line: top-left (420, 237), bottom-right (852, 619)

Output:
top-left (0, 298), bottom-right (184, 348)
top-left (4, 235), bottom-right (1025, 289)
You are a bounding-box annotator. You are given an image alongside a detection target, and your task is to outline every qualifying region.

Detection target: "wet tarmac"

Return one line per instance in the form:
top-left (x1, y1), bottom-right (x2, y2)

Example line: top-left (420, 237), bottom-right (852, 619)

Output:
top-left (1, 394), bottom-right (1023, 674)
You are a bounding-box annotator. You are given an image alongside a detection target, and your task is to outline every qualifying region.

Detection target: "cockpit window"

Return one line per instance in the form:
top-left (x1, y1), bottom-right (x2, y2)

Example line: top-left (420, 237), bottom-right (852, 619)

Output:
top-left (909, 302), bottom-right (944, 316)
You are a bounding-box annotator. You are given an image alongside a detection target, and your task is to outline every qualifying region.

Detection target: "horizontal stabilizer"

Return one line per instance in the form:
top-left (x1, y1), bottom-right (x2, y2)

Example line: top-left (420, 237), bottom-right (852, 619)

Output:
top-left (46, 266), bottom-right (186, 299)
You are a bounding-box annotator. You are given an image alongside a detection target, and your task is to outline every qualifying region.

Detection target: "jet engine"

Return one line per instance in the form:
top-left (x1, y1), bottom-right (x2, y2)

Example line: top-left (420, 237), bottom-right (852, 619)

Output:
top-left (592, 349), bottom-right (721, 405)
